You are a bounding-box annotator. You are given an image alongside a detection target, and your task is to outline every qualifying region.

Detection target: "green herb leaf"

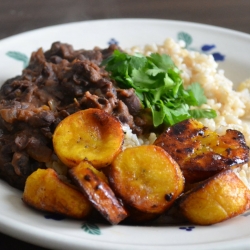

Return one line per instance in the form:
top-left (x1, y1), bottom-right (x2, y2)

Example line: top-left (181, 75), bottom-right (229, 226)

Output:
top-left (189, 109), bottom-right (217, 119)
top-left (102, 50), bottom-right (216, 127)
top-left (186, 82), bottom-right (207, 106)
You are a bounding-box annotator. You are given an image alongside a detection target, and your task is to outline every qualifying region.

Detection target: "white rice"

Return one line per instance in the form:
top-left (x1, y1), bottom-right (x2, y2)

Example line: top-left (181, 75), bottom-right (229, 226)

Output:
top-left (234, 164), bottom-right (250, 190)
top-left (122, 124), bottom-right (157, 150)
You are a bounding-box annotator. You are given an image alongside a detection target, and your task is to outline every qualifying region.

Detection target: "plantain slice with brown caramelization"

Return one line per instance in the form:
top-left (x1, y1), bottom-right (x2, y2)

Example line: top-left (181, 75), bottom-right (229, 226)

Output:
top-left (154, 119), bottom-right (249, 183)
top-left (53, 108), bottom-right (124, 169)
top-left (109, 145), bottom-right (184, 214)
top-left (23, 168), bottom-right (92, 219)
top-left (69, 160), bottom-right (128, 225)
top-left (176, 169), bottom-right (250, 225)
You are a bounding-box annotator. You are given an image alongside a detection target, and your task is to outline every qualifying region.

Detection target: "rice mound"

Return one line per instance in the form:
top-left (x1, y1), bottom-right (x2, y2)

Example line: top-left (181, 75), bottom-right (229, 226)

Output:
top-left (122, 124), bottom-right (157, 149)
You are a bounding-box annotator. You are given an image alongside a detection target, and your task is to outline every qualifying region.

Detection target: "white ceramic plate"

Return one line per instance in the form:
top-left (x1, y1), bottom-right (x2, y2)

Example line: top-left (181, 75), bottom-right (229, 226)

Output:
top-left (0, 19), bottom-right (250, 250)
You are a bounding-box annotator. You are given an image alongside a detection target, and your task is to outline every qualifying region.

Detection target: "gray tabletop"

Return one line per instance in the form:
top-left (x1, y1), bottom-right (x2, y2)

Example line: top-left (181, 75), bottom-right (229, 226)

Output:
top-left (1, 0), bottom-right (250, 249)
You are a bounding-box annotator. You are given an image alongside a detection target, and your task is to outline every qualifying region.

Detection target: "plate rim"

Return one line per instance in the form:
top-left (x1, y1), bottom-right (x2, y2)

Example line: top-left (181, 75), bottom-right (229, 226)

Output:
top-left (0, 18), bottom-right (250, 250)
top-left (1, 17), bottom-right (250, 44)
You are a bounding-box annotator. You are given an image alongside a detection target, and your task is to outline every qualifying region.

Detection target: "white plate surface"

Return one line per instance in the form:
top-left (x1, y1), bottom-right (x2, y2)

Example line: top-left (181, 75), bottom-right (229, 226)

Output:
top-left (0, 18), bottom-right (250, 250)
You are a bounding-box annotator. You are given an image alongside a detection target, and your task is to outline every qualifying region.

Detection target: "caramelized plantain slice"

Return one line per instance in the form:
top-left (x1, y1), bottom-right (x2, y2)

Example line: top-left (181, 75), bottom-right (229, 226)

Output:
top-left (69, 160), bottom-right (128, 225)
top-left (53, 108), bottom-right (124, 169)
top-left (177, 169), bottom-right (250, 225)
top-left (23, 168), bottom-right (92, 219)
top-left (154, 119), bottom-right (249, 183)
top-left (109, 145), bottom-right (184, 214)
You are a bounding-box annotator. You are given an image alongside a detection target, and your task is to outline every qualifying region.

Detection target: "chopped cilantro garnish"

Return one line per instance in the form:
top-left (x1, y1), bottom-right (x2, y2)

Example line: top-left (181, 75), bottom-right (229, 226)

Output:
top-left (102, 50), bottom-right (216, 127)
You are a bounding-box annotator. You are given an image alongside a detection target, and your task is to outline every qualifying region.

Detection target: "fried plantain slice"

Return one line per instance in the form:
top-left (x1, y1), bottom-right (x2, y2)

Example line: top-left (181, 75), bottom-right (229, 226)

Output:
top-left (69, 160), bottom-right (128, 225)
top-left (109, 145), bottom-right (184, 214)
top-left (53, 108), bottom-right (124, 169)
top-left (23, 168), bottom-right (92, 219)
top-left (154, 119), bottom-right (249, 183)
top-left (177, 169), bottom-right (250, 225)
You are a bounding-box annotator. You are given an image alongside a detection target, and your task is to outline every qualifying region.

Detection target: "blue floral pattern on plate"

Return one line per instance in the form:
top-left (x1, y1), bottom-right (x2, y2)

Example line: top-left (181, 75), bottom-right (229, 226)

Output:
top-left (5, 51), bottom-right (29, 68)
top-left (43, 212), bottom-right (197, 235)
top-left (179, 226), bottom-right (195, 232)
top-left (177, 31), bottom-right (225, 61)
top-left (108, 38), bottom-right (119, 45)
top-left (81, 222), bottom-right (101, 235)
top-left (6, 32), bottom-right (225, 69)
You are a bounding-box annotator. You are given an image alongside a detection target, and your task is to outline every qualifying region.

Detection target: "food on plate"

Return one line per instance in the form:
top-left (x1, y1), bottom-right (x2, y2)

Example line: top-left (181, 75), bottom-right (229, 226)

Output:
top-left (53, 108), bottom-right (124, 168)
top-left (109, 145), bottom-right (184, 214)
top-left (154, 118), bottom-right (249, 183)
top-left (0, 42), bottom-right (143, 189)
top-left (23, 168), bottom-right (92, 219)
top-left (128, 39), bottom-right (250, 147)
top-left (69, 160), bottom-right (128, 224)
top-left (1, 36), bottom-right (250, 226)
top-left (177, 169), bottom-right (250, 225)
top-left (102, 50), bottom-right (216, 127)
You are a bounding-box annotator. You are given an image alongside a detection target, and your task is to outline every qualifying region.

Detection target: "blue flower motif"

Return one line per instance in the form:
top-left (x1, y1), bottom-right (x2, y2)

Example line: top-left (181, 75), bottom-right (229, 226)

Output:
top-left (212, 52), bottom-right (225, 61)
top-left (177, 32), bottom-right (225, 62)
top-left (201, 45), bottom-right (225, 61)
top-left (108, 38), bottom-right (119, 45)
top-left (179, 226), bottom-right (195, 231)
top-left (201, 45), bottom-right (216, 52)
top-left (6, 51), bottom-right (29, 68)
top-left (82, 222), bottom-right (101, 235)
top-left (178, 32), bottom-right (192, 47)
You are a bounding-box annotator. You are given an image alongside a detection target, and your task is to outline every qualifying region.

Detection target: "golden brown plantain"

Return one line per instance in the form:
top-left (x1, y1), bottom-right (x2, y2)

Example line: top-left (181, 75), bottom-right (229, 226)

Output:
top-left (177, 169), bottom-right (250, 225)
top-left (109, 145), bottom-right (184, 214)
top-left (154, 119), bottom-right (249, 183)
top-left (53, 108), bottom-right (124, 169)
top-left (23, 168), bottom-right (92, 219)
top-left (69, 160), bottom-right (128, 225)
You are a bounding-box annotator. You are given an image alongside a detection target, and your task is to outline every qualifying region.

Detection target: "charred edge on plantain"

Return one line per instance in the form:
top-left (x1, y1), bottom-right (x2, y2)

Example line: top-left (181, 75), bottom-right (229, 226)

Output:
top-left (198, 130), bottom-right (205, 136)
top-left (84, 174), bottom-right (91, 181)
top-left (226, 148), bottom-right (232, 155)
top-left (165, 193), bottom-right (173, 201)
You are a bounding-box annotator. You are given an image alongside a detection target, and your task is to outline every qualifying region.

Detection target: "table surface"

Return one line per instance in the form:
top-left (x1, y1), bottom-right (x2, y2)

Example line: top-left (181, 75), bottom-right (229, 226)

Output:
top-left (1, 0), bottom-right (250, 249)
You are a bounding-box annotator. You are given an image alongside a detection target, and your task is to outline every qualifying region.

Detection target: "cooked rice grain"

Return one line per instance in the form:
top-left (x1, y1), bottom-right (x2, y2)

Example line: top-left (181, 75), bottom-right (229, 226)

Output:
top-left (122, 124), bottom-right (156, 149)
